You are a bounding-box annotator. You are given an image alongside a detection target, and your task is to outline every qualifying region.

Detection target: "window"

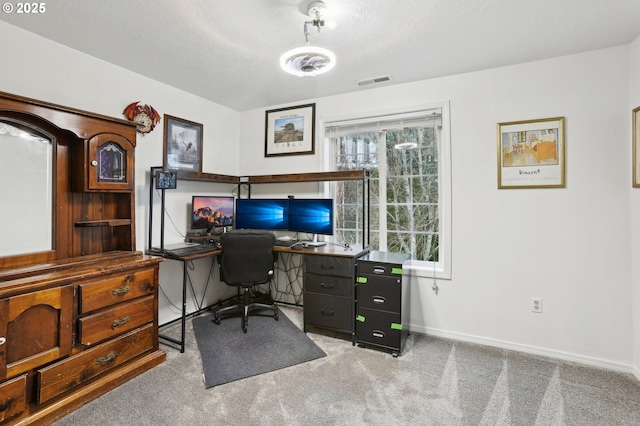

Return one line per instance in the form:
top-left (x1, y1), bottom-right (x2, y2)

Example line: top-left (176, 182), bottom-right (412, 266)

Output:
top-left (325, 103), bottom-right (451, 278)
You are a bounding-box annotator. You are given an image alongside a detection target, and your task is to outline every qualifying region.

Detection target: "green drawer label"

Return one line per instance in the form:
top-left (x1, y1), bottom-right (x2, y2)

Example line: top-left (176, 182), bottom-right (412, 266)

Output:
top-left (390, 323), bottom-right (403, 330)
top-left (391, 268), bottom-right (403, 275)
top-left (356, 315), bottom-right (366, 322)
top-left (357, 277), bottom-right (368, 283)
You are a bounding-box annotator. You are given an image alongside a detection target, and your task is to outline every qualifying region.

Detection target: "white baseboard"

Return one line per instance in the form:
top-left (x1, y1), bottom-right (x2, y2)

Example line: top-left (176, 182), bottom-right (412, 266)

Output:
top-left (633, 365), bottom-right (640, 381)
top-left (411, 324), bottom-right (637, 377)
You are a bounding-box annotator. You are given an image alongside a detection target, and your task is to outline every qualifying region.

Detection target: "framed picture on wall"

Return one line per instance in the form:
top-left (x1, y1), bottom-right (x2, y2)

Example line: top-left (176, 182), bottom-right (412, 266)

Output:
top-left (633, 106), bottom-right (640, 187)
top-left (265, 103), bottom-right (315, 157)
top-left (163, 115), bottom-right (203, 173)
top-left (497, 116), bottom-right (565, 189)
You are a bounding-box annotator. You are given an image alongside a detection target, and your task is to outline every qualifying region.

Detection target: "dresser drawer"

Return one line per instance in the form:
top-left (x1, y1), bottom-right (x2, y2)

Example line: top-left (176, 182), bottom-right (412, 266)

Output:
top-left (357, 274), bottom-right (402, 312)
top-left (304, 293), bottom-right (353, 333)
top-left (305, 255), bottom-right (353, 277)
top-left (78, 296), bottom-right (155, 346)
top-left (0, 374), bottom-right (27, 422)
top-left (37, 324), bottom-right (154, 404)
top-left (356, 307), bottom-right (402, 349)
top-left (78, 268), bottom-right (156, 314)
top-left (305, 273), bottom-right (353, 297)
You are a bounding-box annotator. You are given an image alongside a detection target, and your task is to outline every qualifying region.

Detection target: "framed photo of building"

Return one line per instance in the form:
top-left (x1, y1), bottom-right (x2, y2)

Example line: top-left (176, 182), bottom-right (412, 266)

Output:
top-left (497, 117), bottom-right (565, 189)
top-left (633, 106), bottom-right (640, 187)
top-left (265, 103), bottom-right (315, 157)
top-left (163, 115), bottom-right (203, 173)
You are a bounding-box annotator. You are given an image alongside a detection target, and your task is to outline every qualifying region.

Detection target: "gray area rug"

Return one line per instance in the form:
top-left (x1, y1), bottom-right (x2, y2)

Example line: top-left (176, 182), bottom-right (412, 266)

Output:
top-left (192, 308), bottom-right (326, 388)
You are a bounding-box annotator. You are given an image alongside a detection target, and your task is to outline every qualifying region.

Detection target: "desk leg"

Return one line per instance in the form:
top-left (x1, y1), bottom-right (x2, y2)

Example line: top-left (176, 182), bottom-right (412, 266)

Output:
top-left (158, 259), bottom-right (188, 353)
top-left (180, 259), bottom-right (187, 353)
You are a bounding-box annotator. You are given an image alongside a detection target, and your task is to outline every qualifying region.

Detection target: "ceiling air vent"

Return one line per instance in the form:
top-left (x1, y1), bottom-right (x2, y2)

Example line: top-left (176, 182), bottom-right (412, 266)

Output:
top-left (355, 75), bottom-right (392, 87)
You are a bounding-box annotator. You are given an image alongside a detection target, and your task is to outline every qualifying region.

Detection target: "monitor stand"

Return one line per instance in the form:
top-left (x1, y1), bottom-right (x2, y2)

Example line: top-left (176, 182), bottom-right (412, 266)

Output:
top-left (302, 234), bottom-right (327, 247)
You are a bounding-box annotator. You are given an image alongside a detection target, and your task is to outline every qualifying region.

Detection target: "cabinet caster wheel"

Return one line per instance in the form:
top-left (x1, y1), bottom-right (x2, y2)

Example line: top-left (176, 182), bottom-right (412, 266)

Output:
top-left (212, 315), bottom-right (221, 325)
top-left (274, 309), bottom-right (279, 321)
top-left (392, 353), bottom-right (399, 358)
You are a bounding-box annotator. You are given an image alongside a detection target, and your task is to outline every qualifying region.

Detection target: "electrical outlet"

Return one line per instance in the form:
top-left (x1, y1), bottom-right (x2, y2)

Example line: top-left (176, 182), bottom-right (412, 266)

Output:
top-left (531, 297), bottom-right (543, 313)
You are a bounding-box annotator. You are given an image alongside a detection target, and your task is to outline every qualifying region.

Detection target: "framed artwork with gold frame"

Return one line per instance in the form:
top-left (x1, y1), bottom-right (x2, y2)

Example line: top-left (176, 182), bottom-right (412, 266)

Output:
top-left (497, 117), bottom-right (565, 189)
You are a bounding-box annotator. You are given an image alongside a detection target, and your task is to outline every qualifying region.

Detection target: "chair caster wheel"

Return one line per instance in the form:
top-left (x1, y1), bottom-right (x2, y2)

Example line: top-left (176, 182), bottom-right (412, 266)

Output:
top-left (274, 310), bottom-right (279, 321)
top-left (242, 324), bottom-right (248, 333)
top-left (212, 315), bottom-right (221, 325)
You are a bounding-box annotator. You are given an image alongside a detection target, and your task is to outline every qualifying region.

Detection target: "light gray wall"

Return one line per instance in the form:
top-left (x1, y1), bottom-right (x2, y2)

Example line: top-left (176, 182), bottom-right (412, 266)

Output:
top-left (240, 46), bottom-right (636, 374)
top-left (2, 19), bottom-right (639, 376)
top-left (629, 35), bottom-right (640, 380)
top-left (0, 21), bottom-right (241, 325)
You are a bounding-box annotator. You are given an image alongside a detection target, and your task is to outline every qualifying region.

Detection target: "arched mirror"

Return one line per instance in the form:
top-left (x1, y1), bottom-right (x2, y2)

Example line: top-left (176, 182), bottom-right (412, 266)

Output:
top-left (0, 120), bottom-right (53, 257)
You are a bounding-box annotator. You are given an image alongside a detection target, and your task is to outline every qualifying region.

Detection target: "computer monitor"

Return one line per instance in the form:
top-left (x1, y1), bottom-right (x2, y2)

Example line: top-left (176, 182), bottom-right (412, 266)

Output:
top-left (288, 198), bottom-right (333, 236)
top-left (191, 195), bottom-right (234, 232)
top-left (235, 198), bottom-right (289, 230)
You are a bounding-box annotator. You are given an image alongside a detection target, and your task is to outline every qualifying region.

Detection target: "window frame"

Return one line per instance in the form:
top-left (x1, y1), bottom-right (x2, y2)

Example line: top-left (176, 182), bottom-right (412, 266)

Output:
top-left (321, 101), bottom-right (452, 279)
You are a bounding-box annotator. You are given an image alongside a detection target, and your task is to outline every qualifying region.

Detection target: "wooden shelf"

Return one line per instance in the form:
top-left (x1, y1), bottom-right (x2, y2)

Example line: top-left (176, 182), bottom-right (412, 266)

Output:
top-left (74, 219), bottom-right (132, 227)
top-left (174, 170), bottom-right (369, 185)
top-left (246, 170), bottom-right (369, 184)
top-left (176, 171), bottom-right (239, 183)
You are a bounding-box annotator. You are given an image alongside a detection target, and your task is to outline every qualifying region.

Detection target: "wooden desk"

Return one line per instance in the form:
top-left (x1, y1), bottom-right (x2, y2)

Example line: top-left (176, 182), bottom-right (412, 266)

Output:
top-left (151, 247), bottom-right (222, 353)
top-left (153, 243), bottom-right (368, 352)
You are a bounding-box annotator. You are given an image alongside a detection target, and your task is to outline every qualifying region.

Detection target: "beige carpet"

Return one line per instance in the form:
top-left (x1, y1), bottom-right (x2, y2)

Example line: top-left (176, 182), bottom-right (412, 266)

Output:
top-left (52, 306), bottom-right (640, 425)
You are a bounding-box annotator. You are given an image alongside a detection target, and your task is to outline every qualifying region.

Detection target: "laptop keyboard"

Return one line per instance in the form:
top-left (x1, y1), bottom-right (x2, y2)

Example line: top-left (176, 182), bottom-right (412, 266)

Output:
top-left (274, 239), bottom-right (299, 248)
top-left (164, 242), bottom-right (220, 258)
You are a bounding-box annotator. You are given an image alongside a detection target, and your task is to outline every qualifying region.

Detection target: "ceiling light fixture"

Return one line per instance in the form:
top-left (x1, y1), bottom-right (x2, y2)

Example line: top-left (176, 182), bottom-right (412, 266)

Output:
top-left (280, 1), bottom-right (336, 77)
top-left (394, 127), bottom-right (419, 150)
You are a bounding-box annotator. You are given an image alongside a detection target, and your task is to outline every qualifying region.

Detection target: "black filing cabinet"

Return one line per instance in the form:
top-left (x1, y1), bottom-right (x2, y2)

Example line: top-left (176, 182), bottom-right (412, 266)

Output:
top-left (303, 252), bottom-right (359, 343)
top-left (356, 251), bottom-right (411, 357)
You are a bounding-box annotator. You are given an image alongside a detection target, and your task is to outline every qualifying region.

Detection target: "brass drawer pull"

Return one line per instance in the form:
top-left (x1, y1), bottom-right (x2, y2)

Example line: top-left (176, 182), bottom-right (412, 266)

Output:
top-left (95, 352), bottom-right (117, 365)
top-left (112, 285), bottom-right (131, 295)
top-left (111, 316), bottom-right (131, 329)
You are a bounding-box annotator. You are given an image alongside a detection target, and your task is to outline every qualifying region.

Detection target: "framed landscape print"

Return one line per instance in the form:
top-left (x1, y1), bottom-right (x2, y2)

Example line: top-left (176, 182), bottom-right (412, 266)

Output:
top-left (163, 115), bottom-right (203, 173)
top-left (265, 103), bottom-right (315, 157)
top-left (497, 117), bottom-right (565, 189)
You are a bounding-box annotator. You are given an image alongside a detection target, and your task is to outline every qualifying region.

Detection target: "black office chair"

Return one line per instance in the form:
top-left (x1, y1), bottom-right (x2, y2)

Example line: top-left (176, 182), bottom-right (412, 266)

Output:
top-left (212, 229), bottom-right (279, 333)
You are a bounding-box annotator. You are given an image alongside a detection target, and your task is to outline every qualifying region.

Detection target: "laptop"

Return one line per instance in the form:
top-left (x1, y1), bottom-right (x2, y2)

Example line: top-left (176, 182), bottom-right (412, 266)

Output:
top-left (148, 241), bottom-right (200, 255)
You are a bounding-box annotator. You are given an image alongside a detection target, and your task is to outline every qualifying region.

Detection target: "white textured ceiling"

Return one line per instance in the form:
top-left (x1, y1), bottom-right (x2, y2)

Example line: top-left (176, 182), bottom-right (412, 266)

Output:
top-left (2, 0), bottom-right (640, 111)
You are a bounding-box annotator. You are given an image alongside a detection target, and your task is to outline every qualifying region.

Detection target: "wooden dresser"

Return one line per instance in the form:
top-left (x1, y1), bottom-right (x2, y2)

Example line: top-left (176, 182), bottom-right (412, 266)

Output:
top-left (0, 252), bottom-right (164, 424)
top-left (0, 92), bottom-right (165, 425)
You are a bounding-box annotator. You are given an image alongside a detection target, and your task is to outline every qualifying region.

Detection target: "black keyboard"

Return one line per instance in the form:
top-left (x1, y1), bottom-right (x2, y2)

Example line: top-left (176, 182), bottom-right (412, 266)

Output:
top-left (275, 239), bottom-right (298, 248)
top-left (164, 243), bottom-right (220, 258)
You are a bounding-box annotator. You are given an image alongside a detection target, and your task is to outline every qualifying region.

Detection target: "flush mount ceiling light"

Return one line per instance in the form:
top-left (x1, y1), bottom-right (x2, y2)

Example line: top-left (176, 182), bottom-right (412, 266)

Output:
top-left (280, 1), bottom-right (336, 77)
top-left (394, 127), bottom-right (418, 150)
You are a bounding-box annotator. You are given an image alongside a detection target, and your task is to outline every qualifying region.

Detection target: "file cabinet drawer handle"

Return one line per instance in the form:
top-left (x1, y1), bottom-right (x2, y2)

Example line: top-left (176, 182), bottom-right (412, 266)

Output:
top-left (320, 282), bottom-right (334, 289)
top-left (373, 267), bottom-right (386, 274)
top-left (320, 309), bottom-right (335, 316)
top-left (372, 330), bottom-right (385, 338)
top-left (372, 296), bottom-right (386, 304)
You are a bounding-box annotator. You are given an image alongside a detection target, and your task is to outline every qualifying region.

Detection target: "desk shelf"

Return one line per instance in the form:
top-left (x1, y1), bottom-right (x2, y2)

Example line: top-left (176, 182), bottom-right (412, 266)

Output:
top-left (75, 219), bottom-right (132, 227)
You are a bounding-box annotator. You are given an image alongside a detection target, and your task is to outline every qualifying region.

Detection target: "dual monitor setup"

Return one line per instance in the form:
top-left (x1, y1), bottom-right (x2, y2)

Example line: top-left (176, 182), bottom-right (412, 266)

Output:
top-left (151, 168), bottom-right (333, 248)
top-left (192, 195), bottom-right (333, 246)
